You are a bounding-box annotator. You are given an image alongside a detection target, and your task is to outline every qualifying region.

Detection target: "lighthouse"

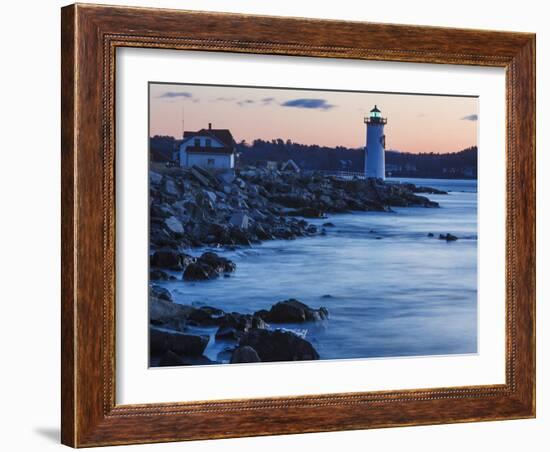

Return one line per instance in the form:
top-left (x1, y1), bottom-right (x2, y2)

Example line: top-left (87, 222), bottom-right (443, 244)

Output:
top-left (364, 105), bottom-right (387, 180)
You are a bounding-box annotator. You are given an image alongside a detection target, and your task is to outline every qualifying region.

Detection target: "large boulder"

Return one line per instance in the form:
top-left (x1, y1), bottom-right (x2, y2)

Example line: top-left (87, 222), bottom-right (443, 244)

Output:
top-left (182, 252), bottom-right (236, 281)
top-left (229, 212), bottom-right (250, 230)
top-left (149, 269), bottom-right (176, 281)
top-left (230, 346), bottom-right (261, 363)
top-left (199, 252), bottom-right (236, 273)
top-left (239, 329), bottom-right (319, 362)
top-left (255, 299), bottom-right (328, 323)
top-left (182, 263), bottom-right (211, 281)
top-left (149, 298), bottom-right (194, 331)
top-left (163, 178), bottom-right (180, 197)
top-left (164, 216), bottom-right (184, 235)
top-left (150, 250), bottom-right (195, 271)
top-left (149, 171), bottom-right (163, 186)
top-left (149, 327), bottom-right (209, 357)
top-left (190, 166), bottom-right (215, 188)
top-left (150, 284), bottom-right (173, 302)
top-left (215, 312), bottom-right (266, 341)
top-left (187, 306), bottom-right (225, 326)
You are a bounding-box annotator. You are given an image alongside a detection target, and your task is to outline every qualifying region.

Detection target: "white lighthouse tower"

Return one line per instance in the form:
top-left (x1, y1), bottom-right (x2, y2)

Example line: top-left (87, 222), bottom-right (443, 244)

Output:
top-left (364, 105), bottom-right (387, 180)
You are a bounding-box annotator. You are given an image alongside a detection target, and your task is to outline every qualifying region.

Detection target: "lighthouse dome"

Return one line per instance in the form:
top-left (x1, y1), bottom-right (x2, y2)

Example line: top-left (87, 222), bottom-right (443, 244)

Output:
top-left (370, 105), bottom-right (382, 118)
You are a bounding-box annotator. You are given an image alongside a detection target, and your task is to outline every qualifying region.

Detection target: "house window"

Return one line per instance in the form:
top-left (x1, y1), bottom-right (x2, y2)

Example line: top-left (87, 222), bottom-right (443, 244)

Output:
top-left (207, 158), bottom-right (215, 166)
top-left (194, 138), bottom-right (200, 146)
top-left (205, 139), bottom-right (212, 147)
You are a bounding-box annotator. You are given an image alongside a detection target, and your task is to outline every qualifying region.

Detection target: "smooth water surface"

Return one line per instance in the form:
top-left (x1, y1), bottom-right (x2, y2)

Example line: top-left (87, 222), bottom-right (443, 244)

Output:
top-left (156, 178), bottom-right (478, 363)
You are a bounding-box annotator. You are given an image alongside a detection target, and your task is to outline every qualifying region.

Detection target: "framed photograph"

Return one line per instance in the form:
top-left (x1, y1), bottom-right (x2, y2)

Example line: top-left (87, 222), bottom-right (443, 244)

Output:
top-left (61, 4), bottom-right (536, 447)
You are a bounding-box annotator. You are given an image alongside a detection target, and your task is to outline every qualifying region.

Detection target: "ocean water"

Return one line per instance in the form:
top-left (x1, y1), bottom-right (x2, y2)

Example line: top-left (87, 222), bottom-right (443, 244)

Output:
top-left (156, 178), bottom-right (478, 363)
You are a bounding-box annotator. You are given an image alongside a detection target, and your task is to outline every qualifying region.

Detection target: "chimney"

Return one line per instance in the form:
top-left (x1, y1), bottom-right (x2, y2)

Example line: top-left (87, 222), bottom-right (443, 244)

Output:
top-left (208, 122), bottom-right (212, 130)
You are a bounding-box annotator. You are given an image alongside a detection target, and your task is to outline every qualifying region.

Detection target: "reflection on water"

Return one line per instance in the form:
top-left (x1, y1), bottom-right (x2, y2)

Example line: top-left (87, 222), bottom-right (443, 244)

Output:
top-left (157, 178), bottom-right (478, 362)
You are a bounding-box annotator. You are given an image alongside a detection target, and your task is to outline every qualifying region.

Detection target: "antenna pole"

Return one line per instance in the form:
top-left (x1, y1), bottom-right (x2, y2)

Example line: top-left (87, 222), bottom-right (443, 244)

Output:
top-left (181, 103), bottom-right (185, 139)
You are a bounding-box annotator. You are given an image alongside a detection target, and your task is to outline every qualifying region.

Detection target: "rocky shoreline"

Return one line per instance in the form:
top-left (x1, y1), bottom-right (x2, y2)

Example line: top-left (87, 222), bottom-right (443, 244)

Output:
top-left (150, 289), bottom-right (328, 366)
top-left (149, 165), bottom-right (444, 252)
top-left (149, 165), bottom-right (449, 366)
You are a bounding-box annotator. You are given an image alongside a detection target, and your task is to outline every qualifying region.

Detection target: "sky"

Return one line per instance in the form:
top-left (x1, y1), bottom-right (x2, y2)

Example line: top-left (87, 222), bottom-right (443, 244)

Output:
top-left (149, 83), bottom-right (478, 154)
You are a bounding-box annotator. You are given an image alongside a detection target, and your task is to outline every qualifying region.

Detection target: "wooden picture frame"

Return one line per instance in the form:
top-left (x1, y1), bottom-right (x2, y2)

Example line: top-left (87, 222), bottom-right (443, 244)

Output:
top-left (61, 3), bottom-right (536, 447)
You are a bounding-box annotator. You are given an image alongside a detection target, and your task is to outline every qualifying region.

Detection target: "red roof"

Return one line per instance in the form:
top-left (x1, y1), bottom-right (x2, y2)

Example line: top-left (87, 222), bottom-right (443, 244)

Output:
top-left (183, 128), bottom-right (235, 147)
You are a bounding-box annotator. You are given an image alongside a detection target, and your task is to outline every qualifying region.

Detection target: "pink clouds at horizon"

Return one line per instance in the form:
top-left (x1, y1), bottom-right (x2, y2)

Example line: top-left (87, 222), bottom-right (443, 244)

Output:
top-left (149, 83), bottom-right (478, 154)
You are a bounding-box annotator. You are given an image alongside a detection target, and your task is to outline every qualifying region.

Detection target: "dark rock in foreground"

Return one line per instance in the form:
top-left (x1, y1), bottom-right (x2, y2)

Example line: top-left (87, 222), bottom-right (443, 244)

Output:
top-left (148, 298), bottom-right (323, 365)
top-left (239, 329), bottom-right (320, 362)
top-left (150, 327), bottom-right (209, 357)
top-left (255, 299), bottom-right (328, 323)
top-left (150, 285), bottom-right (173, 302)
top-left (158, 350), bottom-right (186, 367)
top-left (150, 269), bottom-right (176, 281)
top-left (150, 249), bottom-right (194, 271)
top-left (182, 252), bottom-right (236, 281)
top-left (187, 306), bottom-right (225, 326)
top-left (230, 346), bottom-right (261, 363)
top-left (215, 312), bottom-right (267, 341)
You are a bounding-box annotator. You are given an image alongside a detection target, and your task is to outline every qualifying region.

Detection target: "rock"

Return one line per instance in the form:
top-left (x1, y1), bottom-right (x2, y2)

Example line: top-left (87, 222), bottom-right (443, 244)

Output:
top-left (164, 216), bottom-right (184, 235)
top-left (149, 171), bottom-right (163, 185)
top-left (215, 312), bottom-right (266, 340)
top-left (199, 252), bottom-right (236, 273)
top-left (229, 212), bottom-right (250, 230)
top-left (287, 207), bottom-right (327, 218)
top-left (163, 179), bottom-right (179, 196)
top-left (158, 350), bottom-right (186, 367)
top-left (190, 166), bottom-right (213, 187)
top-left (427, 232), bottom-right (434, 237)
top-left (149, 269), bottom-right (176, 281)
top-left (182, 263), bottom-right (211, 281)
top-left (439, 233), bottom-right (458, 241)
top-left (150, 285), bottom-right (173, 302)
top-left (183, 252), bottom-right (236, 281)
top-left (323, 222), bottom-right (335, 227)
top-left (215, 326), bottom-right (242, 341)
top-left (149, 297), bottom-right (193, 324)
top-left (403, 183), bottom-right (448, 195)
top-left (306, 225), bottom-right (318, 234)
top-left (230, 346), bottom-right (261, 363)
top-left (239, 329), bottom-right (319, 362)
top-left (151, 250), bottom-right (194, 271)
top-left (218, 170), bottom-right (236, 184)
top-left (150, 327), bottom-right (209, 357)
top-left (187, 306), bottom-right (225, 326)
top-left (255, 299), bottom-right (328, 323)
top-left (204, 190), bottom-right (217, 203)
top-left (229, 228), bottom-right (253, 246)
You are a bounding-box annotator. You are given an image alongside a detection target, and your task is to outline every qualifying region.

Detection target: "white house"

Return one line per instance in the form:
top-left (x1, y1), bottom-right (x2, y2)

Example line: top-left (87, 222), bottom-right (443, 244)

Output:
top-left (179, 123), bottom-right (236, 169)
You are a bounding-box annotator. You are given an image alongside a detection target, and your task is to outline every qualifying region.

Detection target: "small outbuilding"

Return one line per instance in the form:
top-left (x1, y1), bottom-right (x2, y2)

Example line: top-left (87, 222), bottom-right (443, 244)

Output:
top-left (281, 159), bottom-right (300, 173)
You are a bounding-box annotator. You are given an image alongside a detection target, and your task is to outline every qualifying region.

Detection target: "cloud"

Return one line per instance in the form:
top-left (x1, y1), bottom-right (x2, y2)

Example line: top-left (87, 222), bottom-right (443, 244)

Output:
top-left (215, 97), bottom-right (235, 102)
top-left (461, 114), bottom-right (478, 121)
top-left (281, 98), bottom-right (335, 110)
top-left (158, 91), bottom-right (193, 99)
top-left (237, 99), bottom-right (256, 106)
top-left (261, 97), bottom-right (275, 105)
